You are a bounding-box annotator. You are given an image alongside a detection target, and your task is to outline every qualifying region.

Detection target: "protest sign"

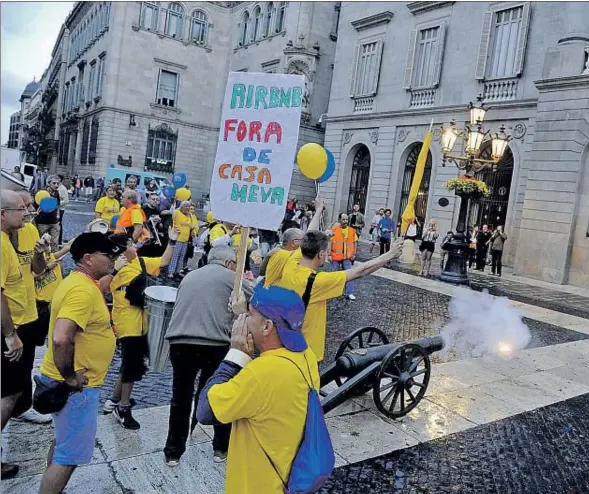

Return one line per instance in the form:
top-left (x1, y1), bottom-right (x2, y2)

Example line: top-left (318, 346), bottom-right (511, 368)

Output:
top-left (210, 71), bottom-right (305, 231)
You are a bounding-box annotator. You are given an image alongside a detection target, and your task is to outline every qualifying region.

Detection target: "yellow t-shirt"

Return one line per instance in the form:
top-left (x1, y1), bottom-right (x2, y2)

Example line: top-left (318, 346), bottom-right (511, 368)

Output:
top-left (263, 249), bottom-right (294, 287)
top-left (208, 348), bottom-right (319, 494)
top-left (95, 196), bottom-right (120, 226)
top-left (111, 256), bottom-right (162, 338)
top-left (173, 210), bottom-right (198, 243)
top-left (339, 226), bottom-right (358, 258)
top-left (40, 272), bottom-right (116, 387)
top-left (1, 231), bottom-right (32, 326)
top-left (35, 254), bottom-right (64, 303)
top-left (278, 262), bottom-right (346, 361)
top-left (233, 231), bottom-right (253, 250)
top-left (16, 223), bottom-right (40, 321)
top-left (209, 223), bottom-right (229, 243)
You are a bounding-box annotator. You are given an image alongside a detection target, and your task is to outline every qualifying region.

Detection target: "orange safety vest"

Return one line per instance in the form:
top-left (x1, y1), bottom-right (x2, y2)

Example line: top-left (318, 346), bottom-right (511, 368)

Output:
top-left (330, 225), bottom-right (357, 261)
top-left (115, 204), bottom-right (151, 242)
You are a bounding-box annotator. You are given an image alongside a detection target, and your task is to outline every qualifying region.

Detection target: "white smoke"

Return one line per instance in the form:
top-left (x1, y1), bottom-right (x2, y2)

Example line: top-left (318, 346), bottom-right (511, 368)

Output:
top-left (440, 288), bottom-right (531, 360)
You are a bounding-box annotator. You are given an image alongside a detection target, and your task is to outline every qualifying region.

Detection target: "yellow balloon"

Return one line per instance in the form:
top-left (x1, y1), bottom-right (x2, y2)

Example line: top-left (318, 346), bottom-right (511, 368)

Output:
top-left (35, 190), bottom-right (50, 204)
top-left (297, 143), bottom-right (328, 180)
top-left (176, 187), bottom-right (191, 201)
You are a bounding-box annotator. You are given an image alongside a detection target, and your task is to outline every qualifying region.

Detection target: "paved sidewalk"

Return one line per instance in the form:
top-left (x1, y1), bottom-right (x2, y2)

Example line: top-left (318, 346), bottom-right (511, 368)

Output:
top-left (356, 241), bottom-right (589, 319)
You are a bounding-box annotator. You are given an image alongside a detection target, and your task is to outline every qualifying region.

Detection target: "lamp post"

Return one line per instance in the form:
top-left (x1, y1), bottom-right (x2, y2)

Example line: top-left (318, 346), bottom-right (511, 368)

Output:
top-left (439, 95), bottom-right (511, 285)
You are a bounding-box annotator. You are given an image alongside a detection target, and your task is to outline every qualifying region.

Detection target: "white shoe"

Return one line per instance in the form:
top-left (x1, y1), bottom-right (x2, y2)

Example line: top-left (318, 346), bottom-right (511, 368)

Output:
top-left (347, 294), bottom-right (356, 300)
top-left (12, 408), bottom-right (52, 424)
top-left (165, 457), bottom-right (179, 467)
top-left (213, 450), bottom-right (227, 463)
top-left (103, 399), bottom-right (118, 414)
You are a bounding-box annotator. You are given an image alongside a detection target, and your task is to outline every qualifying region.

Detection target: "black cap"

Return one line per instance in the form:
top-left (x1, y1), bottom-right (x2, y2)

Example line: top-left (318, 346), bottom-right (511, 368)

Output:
top-left (70, 232), bottom-right (125, 262)
top-left (108, 233), bottom-right (133, 249)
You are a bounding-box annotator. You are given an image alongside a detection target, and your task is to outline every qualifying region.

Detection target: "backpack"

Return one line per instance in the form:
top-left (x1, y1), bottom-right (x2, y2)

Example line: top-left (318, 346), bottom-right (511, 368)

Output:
top-left (124, 257), bottom-right (150, 307)
top-left (261, 354), bottom-right (335, 493)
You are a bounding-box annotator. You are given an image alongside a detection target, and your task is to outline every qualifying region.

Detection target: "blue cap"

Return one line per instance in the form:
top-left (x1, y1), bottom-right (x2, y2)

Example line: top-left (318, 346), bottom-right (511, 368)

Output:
top-left (250, 285), bottom-right (307, 352)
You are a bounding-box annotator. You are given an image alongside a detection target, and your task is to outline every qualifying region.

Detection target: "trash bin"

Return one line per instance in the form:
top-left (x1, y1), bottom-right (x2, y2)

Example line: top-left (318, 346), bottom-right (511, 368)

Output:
top-left (144, 285), bottom-right (177, 372)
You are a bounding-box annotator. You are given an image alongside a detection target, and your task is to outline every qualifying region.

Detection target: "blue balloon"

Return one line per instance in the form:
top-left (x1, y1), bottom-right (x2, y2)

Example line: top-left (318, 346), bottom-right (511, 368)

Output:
top-left (111, 215), bottom-right (120, 228)
top-left (39, 197), bottom-right (58, 213)
top-left (163, 186), bottom-right (175, 198)
top-left (172, 172), bottom-right (187, 188)
top-left (317, 149), bottom-right (336, 184)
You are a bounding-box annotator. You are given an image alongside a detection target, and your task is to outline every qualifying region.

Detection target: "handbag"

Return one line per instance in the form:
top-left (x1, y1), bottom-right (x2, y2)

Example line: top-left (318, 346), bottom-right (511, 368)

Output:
top-left (32, 375), bottom-right (74, 415)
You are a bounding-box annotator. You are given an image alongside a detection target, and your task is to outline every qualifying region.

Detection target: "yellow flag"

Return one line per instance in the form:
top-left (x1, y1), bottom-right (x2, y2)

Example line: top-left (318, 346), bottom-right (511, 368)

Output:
top-left (400, 130), bottom-right (432, 235)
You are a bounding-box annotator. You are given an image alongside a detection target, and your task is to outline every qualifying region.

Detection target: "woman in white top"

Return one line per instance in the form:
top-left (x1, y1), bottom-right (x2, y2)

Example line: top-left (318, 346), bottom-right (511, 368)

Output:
top-left (405, 218), bottom-right (421, 241)
top-left (418, 219), bottom-right (439, 277)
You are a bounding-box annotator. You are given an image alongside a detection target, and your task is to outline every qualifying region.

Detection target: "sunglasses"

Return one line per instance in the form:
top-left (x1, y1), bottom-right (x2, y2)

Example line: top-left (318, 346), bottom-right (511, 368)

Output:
top-left (92, 251), bottom-right (118, 259)
top-left (2, 207), bottom-right (28, 212)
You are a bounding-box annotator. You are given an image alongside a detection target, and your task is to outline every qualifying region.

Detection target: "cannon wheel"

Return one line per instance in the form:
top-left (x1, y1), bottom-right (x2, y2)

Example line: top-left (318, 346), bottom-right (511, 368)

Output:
top-left (335, 327), bottom-right (389, 386)
top-left (373, 343), bottom-right (431, 419)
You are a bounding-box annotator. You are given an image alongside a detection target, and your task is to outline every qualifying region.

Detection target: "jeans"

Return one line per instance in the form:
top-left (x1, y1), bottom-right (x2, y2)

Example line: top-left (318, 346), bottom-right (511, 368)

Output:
top-left (328, 259), bottom-right (354, 295)
top-left (164, 343), bottom-right (232, 460)
top-left (380, 238), bottom-right (391, 255)
top-left (491, 249), bottom-right (503, 276)
top-left (260, 242), bottom-right (275, 258)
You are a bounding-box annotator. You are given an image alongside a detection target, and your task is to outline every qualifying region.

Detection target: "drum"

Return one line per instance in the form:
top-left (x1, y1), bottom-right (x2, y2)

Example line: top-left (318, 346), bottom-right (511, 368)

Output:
top-left (143, 285), bottom-right (177, 372)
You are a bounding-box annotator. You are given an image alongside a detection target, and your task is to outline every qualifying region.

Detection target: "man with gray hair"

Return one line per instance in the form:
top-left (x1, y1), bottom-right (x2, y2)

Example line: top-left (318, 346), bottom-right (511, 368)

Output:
top-left (259, 227), bottom-right (305, 286)
top-left (163, 246), bottom-right (254, 467)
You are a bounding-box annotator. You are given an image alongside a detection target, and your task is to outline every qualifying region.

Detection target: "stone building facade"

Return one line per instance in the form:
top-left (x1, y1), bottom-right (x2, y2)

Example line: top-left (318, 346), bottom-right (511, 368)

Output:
top-left (322, 1), bottom-right (589, 287)
top-left (44, 1), bottom-right (338, 202)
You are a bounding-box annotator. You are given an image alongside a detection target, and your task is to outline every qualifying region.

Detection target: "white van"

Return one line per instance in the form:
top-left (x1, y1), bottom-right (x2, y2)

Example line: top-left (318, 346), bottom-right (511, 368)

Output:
top-left (0, 147), bottom-right (36, 188)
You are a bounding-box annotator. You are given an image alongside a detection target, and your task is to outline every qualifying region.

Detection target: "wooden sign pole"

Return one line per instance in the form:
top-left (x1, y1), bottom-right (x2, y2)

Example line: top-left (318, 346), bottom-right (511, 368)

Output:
top-left (233, 226), bottom-right (250, 302)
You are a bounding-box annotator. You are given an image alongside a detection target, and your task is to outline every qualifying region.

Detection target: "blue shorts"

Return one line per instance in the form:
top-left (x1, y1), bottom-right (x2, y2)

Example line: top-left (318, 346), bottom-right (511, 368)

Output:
top-left (38, 375), bottom-right (100, 466)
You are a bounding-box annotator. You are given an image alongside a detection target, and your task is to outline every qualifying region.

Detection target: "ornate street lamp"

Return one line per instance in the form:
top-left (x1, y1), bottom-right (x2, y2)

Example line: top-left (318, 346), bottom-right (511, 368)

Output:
top-left (439, 95), bottom-right (511, 285)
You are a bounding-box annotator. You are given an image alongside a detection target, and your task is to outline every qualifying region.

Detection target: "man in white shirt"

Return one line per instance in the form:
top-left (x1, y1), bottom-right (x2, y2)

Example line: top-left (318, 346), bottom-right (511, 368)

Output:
top-left (57, 175), bottom-right (69, 246)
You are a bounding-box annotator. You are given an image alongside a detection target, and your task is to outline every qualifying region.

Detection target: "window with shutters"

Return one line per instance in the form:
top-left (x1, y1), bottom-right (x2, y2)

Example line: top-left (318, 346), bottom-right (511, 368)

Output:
top-left (80, 120), bottom-right (90, 164)
top-left (141, 2), bottom-right (159, 31)
top-left (189, 10), bottom-right (208, 44)
top-left (88, 119), bottom-right (99, 165)
top-left (414, 27), bottom-right (440, 88)
top-left (156, 69), bottom-right (179, 107)
top-left (276, 2), bottom-right (286, 33)
top-left (264, 3), bottom-right (275, 37)
top-left (87, 62), bottom-right (96, 103)
top-left (350, 38), bottom-right (384, 97)
top-left (475, 3), bottom-right (531, 80)
top-left (96, 55), bottom-right (106, 99)
top-left (252, 7), bottom-right (261, 41)
top-left (165, 3), bottom-right (184, 39)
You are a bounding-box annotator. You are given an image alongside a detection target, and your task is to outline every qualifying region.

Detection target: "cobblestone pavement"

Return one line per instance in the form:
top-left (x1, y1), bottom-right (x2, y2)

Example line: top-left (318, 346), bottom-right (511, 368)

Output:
top-left (60, 205), bottom-right (588, 410)
top-left (320, 393), bottom-right (589, 494)
top-left (355, 242), bottom-right (589, 320)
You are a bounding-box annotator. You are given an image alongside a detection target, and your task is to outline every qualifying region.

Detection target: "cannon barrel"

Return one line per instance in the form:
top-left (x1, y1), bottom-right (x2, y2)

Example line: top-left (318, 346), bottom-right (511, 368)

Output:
top-left (336, 335), bottom-right (444, 378)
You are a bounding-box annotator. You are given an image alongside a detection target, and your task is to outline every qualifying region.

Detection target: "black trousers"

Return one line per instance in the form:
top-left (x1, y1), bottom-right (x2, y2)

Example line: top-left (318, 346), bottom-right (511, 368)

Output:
top-left (491, 250), bottom-right (503, 276)
top-left (164, 343), bottom-right (231, 460)
top-left (476, 246), bottom-right (488, 271)
top-left (468, 247), bottom-right (477, 268)
top-left (58, 209), bottom-right (65, 244)
top-left (380, 238), bottom-right (391, 255)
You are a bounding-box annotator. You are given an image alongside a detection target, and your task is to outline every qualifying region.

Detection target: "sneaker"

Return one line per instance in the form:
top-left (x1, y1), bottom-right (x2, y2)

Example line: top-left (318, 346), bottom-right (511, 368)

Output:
top-left (1, 463), bottom-right (19, 480)
top-left (347, 294), bottom-right (356, 301)
top-left (12, 408), bottom-right (52, 424)
top-left (103, 398), bottom-right (136, 414)
top-left (213, 450), bottom-right (227, 463)
top-left (165, 457), bottom-right (179, 467)
top-left (113, 406), bottom-right (140, 430)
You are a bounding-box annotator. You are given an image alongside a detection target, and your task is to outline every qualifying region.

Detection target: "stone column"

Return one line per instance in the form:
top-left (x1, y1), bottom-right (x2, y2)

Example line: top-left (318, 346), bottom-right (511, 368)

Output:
top-left (513, 35), bottom-right (589, 284)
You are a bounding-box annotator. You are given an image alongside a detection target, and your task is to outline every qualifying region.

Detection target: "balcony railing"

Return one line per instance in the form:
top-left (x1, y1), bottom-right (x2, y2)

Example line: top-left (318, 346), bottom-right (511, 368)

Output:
top-left (409, 88), bottom-right (436, 108)
top-left (353, 97), bottom-right (374, 114)
top-left (482, 79), bottom-right (518, 102)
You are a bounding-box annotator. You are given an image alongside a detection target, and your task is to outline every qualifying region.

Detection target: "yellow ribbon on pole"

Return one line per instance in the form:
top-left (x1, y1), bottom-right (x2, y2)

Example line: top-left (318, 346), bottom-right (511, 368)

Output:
top-left (400, 122), bottom-right (433, 235)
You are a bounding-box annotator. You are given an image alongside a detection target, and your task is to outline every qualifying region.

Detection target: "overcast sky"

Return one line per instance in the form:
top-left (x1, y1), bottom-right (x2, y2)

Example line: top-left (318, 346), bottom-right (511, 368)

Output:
top-left (1, 1), bottom-right (74, 145)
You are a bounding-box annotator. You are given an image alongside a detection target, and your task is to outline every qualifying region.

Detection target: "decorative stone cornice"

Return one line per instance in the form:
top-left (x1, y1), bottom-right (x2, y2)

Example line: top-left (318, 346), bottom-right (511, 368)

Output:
top-left (154, 58), bottom-right (187, 71)
top-left (534, 75), bottom-right (589, 91)
top-left (350, 11), bottom-right (394, 32)
top-left (261, 59), bottom-right (281, 70)
top-left (407, 2), bottom-right (455, 15)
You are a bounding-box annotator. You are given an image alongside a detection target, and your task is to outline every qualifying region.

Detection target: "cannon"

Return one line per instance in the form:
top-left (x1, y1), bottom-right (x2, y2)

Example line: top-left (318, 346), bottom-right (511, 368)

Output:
top-left (320, 327), bottom-right (444, 419)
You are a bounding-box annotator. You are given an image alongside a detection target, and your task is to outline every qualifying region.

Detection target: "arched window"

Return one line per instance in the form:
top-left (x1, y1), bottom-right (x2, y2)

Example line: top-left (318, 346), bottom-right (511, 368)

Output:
top-left (398, 143), bottom-right (433, 236)
top-left (141, 2), bottom-right (160, 31)
top-left (275, 1), bottom-right (286, 33)
top-left (264, 2), bottom-right (274, 37)
top-left (239, 11), bottom-right (249, 46)
top-left (165, 3), bottom-right (184, 38)
top-left (347, 145), bottom-right (371, 213)
top-left (189, 10), bottom-right (208, 44)
top-left (468, 145), bottom-right (514, 230)
top-left (253, 6), bottom-right (262, 41)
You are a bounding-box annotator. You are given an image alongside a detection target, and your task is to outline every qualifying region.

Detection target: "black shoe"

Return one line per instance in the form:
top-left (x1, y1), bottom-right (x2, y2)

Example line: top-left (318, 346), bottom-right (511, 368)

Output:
top-left (113, 405), bottom-right (140, 430)
top-left (1, 462), bottom-right (19, 480)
